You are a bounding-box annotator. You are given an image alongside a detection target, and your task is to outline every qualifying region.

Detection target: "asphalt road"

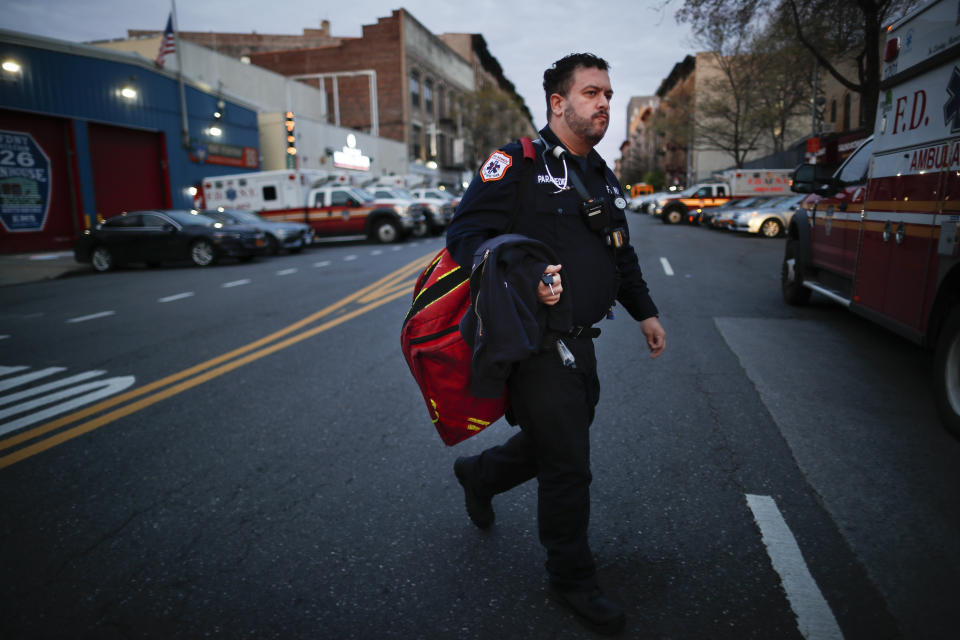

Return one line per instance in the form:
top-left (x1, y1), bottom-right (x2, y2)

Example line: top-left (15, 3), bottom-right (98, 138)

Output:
top-left (0, 218), bottom-right (957, 639)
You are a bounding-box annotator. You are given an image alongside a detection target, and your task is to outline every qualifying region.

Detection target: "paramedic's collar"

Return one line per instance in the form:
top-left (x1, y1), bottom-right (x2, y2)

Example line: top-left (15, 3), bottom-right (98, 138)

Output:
top-left (540, 126), bottom-right (606, 170)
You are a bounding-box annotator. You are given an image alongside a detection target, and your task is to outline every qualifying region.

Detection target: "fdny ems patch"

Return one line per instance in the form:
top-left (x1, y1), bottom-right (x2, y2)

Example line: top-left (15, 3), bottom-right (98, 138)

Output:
top-left (480, 151), bottom-right (512, 182)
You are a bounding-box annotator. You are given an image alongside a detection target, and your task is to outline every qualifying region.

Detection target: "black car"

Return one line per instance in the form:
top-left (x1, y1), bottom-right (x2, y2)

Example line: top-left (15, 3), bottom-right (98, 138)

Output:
top-left (74, 209), bottom-right (267, 272)
top-left (202, 208), bottom-right (313, 255)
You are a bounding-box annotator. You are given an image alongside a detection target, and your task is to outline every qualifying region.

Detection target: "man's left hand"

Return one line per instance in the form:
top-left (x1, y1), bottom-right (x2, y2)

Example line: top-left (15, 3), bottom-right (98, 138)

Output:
top-left (640, 316), bottom-right (666, 359)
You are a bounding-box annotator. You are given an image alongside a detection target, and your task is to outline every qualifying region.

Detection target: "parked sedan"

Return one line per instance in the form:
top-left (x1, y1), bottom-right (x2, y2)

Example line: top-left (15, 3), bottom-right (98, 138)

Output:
top-left (704, 196), bottom-right (776, 229)
top-left (203, 208), bottom-right (313, 254)
top-left (74, 209), bottom-right (266, 272)
top-left (732, 194), bottom-right (806, 237)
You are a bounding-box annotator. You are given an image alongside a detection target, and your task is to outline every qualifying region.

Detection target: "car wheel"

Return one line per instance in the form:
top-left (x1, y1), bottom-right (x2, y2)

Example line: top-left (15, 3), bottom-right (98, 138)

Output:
top-left (662, 206), bottom-right (684, 225)
top-left (411, 220), bottom-right (428, 238)
top-left (372, 219), bottom-right (401, 244)
top-left (266, 235), bottom-right (280, 256)
top-left (760, 218), bottom-right (783, 238)
top-left (934, 305), bottom-right (960, 439)
top-left (91, 246), bottom-right (114, 272)
top-left (781, 236), bottom-right (811, 306)
top-left (190, 239), bottom-right (217, 266)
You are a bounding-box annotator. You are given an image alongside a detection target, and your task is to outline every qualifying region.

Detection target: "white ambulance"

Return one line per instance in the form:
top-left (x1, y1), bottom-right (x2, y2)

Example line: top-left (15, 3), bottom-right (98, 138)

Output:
top-left (196, 170), bottom-right (424, 243)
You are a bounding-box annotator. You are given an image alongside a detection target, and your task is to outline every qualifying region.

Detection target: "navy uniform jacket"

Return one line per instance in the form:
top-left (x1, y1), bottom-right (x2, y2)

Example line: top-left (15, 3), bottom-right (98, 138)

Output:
top-left (447, 125), bottom-right (659, 327)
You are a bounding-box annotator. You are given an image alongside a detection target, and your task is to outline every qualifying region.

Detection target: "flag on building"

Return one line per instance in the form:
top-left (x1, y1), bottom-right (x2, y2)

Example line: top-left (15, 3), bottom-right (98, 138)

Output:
top-left (155, 14), bottom-right (176, 67)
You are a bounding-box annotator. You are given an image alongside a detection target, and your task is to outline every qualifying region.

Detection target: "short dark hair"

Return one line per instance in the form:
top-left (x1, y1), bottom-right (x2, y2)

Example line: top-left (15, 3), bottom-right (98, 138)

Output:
top-left (542, 53), bottom-right (610, 121)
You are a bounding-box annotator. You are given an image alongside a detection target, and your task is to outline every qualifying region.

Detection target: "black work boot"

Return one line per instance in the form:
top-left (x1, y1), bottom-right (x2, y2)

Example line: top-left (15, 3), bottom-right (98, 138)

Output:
top-left (549, 584), bottom-right (626, 636)
top-left (453, 457), bottom-right (494, 529)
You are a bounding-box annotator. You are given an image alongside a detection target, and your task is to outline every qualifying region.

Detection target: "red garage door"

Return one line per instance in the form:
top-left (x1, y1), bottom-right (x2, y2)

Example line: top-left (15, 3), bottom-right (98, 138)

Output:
top-left (88, 123), bottom-right (168, 218)
top-left (0, 109), bottom-right (78, 253)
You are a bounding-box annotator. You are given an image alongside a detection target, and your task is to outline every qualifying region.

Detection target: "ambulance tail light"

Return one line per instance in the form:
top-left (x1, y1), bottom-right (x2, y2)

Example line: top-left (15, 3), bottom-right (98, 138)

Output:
top-left (884, 36), bottom-right (900, 62)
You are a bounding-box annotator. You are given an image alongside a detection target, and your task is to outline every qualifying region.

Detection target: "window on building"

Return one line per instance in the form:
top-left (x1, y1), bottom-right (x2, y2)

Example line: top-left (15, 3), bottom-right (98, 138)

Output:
top-left (411, 123), bottom-right (422, 160)
top-left (842, 94), bottom-right (851, 131)
top-left (410, 72), bottom-right (420, 110)
top-left (830, 99), bottom-right (837, 123)
top-left (424, 79), bottom-right (434, 116)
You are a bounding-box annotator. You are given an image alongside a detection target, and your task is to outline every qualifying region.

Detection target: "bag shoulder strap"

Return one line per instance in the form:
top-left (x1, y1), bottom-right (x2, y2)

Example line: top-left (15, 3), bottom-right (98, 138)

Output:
top-left (506, 136), bottom-right (538, 233)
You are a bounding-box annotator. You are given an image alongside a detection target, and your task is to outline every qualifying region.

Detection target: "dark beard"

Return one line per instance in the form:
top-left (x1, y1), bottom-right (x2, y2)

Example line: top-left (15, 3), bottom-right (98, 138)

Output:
top-left (564, 105), bottom-right (607, 146)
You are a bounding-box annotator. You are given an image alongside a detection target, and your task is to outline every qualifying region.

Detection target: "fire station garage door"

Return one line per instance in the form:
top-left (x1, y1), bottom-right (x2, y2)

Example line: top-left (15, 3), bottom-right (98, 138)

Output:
top-left (88, 123), bottom-right (167, 218)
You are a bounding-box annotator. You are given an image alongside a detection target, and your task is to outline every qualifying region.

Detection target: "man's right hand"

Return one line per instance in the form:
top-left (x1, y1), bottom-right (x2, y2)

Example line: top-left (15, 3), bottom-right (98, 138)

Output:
top-left (537, 264), bottom-right (563, 305)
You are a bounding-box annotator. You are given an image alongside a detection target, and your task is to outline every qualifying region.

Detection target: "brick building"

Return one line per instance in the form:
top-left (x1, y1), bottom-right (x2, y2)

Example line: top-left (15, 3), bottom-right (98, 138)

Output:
top-left (127, 21), bottom-right (342, 60)
top-left (249, 10), bottom-right (476, 187)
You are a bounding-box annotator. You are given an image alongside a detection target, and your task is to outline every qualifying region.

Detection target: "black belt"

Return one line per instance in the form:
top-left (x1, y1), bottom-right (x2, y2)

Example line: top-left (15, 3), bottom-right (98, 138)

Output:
top-left (565, 325), bottom-right (600, 339)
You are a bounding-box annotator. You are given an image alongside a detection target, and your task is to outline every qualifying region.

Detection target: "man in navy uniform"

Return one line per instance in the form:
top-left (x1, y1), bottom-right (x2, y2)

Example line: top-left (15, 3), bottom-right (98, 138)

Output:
top-left (446, 53), bottom-right (665, 635)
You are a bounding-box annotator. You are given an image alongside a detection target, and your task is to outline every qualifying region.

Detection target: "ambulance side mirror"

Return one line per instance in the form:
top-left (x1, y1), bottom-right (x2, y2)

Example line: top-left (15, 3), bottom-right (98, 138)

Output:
top-left (791, 164), bottom-right (836, 196)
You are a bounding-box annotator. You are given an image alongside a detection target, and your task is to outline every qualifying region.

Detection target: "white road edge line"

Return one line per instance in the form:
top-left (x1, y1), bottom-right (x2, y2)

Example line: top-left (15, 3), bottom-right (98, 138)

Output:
top-left (660, 257), bottom-right (674, 276)
top-left (158, 292), bottom-right (195, 303)
top-left (67, 311), bottom-right (116, 324)
top-left (745, 494), bottom-right (844, 640)
top-left (223, 279), bottom-right (251, 288)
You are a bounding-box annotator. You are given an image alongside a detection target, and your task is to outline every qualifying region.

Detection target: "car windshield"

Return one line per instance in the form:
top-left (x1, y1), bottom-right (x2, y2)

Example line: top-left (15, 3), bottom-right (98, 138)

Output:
top-left (350, 188), bottom-right (376, 203)
top-left (165, 210), bottom-right (218, 226)
top-left (732, 197), bottom-right (765, 208)
top-left (215, 210), bottom-right (262, 224)
top-left (393, 188), bottom-right (414, 199)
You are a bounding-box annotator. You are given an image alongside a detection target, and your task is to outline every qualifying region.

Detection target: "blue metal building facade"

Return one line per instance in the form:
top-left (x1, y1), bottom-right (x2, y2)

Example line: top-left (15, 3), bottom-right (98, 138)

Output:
top-left (0, 30), bottom-right (260, 253)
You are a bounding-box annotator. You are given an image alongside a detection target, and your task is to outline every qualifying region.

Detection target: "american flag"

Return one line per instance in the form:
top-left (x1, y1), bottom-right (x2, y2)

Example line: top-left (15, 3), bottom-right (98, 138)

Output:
top-left (155, 14), bottom-right (175, 67)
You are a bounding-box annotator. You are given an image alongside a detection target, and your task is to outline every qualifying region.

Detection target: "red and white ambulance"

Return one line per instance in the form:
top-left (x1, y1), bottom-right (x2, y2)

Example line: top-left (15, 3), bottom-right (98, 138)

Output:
top-left (195, 169), bottom-right (425, 244)
top-left (783, 0), bottom-right (960, 436)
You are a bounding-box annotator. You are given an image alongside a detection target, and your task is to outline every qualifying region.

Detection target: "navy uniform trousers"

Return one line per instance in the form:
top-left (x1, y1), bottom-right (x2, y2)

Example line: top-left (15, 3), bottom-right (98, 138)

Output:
top-left (468, 333), bottom-right (600, 590)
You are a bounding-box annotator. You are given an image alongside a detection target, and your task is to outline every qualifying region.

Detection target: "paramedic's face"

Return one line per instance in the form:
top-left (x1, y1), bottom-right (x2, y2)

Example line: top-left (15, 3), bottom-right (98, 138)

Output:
top-left (561, 67), bottom-right (612, 146)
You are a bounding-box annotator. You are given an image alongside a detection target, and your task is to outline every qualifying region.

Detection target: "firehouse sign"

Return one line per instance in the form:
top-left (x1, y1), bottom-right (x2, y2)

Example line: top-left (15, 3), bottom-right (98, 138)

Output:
top-left (0, 130), bottom-right (51, 233)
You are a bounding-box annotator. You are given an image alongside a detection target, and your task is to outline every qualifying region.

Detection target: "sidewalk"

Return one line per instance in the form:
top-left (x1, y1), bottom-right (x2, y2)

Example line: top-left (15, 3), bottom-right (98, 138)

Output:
top-left (0, 251), bottom-right (90, 287)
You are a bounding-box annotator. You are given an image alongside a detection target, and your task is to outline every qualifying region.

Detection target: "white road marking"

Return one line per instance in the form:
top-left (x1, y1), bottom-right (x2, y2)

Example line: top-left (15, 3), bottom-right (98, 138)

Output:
top-left (660, 257), bottom-right (674, 276)
top-left (371, 250), bottom-right (383, 256)
top-left (0, 374), bottom-right (136, 437)
top-left (745, 494), bottom-right (844, 640)
top-left (67, 311), bottom-right (115, 324)
top-left (0, 335), bottom-right (9, 341)
top-left (0, 367), bottom-right (67, 392)
top-left (343, 255), bottom-right (357, 261)
top-left (276, 268), bottom-right (298, 276)
top-left (314, 261), bottom-right (331, 268)
top-left (158, 292), bottom-right (194, 303)
top-left (0, 370), bottom-right (106, 407)
top-left (222, 279), bottom-right (251, 288)
top-left (0, 366), bottom-right (29, 376)
top-left (391, 246), bottom-right (402, 251)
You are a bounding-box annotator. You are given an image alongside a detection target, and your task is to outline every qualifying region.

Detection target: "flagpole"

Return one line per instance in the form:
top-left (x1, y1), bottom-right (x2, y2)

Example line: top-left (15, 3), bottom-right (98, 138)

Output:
top-left (170, 0), bottom-right (190, 148)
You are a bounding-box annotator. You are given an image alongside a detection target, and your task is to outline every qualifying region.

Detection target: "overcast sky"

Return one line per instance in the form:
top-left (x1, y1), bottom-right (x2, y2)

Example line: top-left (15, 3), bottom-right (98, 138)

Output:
top-left (5, 0), bottom-right (700, 169)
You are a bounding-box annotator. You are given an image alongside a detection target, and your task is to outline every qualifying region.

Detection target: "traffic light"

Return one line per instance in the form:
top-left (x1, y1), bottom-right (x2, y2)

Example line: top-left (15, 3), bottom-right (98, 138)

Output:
top-left (284, 111), bottom-right (296, 168)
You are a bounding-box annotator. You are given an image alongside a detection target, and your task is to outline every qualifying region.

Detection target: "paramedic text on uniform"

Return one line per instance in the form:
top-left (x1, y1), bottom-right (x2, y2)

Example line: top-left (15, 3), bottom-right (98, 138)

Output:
top-left (446, 53), bottom-right (666, 636)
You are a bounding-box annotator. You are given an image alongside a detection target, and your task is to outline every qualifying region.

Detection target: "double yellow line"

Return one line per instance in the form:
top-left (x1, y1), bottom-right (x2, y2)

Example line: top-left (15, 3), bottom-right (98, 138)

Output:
top-left (0, 251), bottom-right (435, 470)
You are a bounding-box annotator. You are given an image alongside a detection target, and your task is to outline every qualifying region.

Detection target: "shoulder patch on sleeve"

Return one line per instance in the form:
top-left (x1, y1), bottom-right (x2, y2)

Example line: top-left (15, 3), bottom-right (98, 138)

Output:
top-left (479, 151), bottom-right (513, 182)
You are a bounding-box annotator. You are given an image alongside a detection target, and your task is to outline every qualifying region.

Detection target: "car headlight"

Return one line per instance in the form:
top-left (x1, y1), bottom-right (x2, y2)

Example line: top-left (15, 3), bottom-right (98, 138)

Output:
top-left (393, 205), bottom-right (409, 218)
